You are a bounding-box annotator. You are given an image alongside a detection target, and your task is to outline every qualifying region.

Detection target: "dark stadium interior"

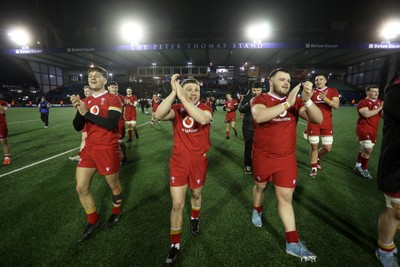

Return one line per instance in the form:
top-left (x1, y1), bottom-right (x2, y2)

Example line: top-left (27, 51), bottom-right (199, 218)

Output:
top-left (0, 0), bottom-right (399, 105)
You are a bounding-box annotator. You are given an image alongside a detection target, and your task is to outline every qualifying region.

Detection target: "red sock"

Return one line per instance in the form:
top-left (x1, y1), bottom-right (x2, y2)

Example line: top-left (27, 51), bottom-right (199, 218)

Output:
top-left (357, 152), bottom-right (362, 163)
top-left (361, 156), bottom-right (369, 170)
top-left (254, 205), bottom-right (263, 213)
top-left (226, 131), bottom-right (230, 137)
top-left (128, 130), bottom-right (132, 139)
top-left (191, 208), bottom-right (201, 219)
top-left (87, 211), bottom-right (99, 224)
top-left (285, 230), bottom-right (299, 243)
top-left (378, 240), bottom-right (396, 253)
top-left (170, 229), bottom-right (181, 245)
top-left (311, 163), bottom-right (318, 168)
top-left (112, 205), bottom-right (121, 215)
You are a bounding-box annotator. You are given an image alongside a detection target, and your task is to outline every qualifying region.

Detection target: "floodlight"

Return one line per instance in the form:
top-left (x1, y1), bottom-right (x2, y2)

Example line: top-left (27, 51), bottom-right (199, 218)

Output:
top-left (380, 21), bottom-right (400, 40)
top-left (8, 29), bottom-right (30, 46)
top-left (247, 23), bottom-right (271, 42)
top-left (121, 22), bottom-right (143, 45)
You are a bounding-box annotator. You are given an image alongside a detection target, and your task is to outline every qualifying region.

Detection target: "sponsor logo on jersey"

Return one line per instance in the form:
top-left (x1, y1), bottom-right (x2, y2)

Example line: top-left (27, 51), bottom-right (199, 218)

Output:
top-left (90, 105), bottom-right (100, 115)
top-left (100, 98), bottom-right (105, 105)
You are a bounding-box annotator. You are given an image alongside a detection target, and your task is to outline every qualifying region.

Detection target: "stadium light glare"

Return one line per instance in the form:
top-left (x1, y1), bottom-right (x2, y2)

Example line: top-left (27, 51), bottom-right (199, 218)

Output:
top-left (8, 29), bottom-right (30, 46)
top-left (380, 20), bottom-right (400, 40)
top-left (121, 22), bottom-right (143, 46)
top-left (247, 23), bottom-right (271, 42)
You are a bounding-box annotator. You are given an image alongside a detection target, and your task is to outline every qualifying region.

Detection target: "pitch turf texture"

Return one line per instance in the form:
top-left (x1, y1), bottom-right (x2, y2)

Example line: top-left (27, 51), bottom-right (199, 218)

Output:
top-left (0, 106), bottom-right (392, 266)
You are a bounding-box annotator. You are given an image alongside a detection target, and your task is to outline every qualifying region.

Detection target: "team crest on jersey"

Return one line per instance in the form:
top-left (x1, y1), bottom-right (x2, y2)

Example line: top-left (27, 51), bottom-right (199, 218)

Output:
top-left (90, 105), bottom-right (100, 115)
top-left (182, 116), bottom-right (195, 128)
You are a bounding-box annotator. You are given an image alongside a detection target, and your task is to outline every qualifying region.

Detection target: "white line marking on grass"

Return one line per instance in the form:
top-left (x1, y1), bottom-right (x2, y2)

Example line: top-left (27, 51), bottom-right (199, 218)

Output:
top-left (8, 120), bottom-right (41, 124)
top-left (0, 148), bottom-right (79, 178)
top-left (0, 121), bottom-right (152, 178)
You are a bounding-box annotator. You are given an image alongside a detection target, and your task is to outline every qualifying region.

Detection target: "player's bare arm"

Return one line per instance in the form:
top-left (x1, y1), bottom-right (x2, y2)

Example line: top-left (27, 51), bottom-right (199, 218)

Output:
top-left (359, 103), bottom-right (384, 118)
top-left (318, 91), bottom-right (340, 109)
top-left (252, 84), bottom-right (301, 124)
top-left (155, 74), bottom-right (179, 120)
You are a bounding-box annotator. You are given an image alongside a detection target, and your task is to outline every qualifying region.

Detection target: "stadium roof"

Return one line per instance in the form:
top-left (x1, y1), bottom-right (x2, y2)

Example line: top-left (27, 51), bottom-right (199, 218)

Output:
top-left (1, 0), bottom-right (400, 81)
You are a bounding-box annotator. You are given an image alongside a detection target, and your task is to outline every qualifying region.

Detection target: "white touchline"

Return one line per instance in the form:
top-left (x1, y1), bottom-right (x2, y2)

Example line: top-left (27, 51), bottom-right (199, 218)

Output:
top-left (0, 121), bottom-right (152, 178)
top-left (8, 120), bottom-right (41, 124)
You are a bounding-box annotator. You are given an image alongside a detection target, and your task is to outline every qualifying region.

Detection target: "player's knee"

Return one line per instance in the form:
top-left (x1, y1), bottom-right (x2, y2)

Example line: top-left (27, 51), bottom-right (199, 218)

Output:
top-left (172, 202), bottom-right (185, 213)
top-left (76, 185), bottom-right (90, 196)
top-left (191, 190), bottom-right (201, 200)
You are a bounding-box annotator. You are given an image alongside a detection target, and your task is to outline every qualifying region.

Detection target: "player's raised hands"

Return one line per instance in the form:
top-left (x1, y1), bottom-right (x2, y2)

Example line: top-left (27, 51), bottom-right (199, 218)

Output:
top-left (301, 81), bottom-right (314, 102)
top-left (287, 83), bottom-right (301, 107)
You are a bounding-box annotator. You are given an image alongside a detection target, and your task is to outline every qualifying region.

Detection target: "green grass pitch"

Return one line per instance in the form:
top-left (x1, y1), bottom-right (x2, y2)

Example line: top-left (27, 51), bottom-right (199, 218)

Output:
top-left (0, 105), bottom-right (392, 266)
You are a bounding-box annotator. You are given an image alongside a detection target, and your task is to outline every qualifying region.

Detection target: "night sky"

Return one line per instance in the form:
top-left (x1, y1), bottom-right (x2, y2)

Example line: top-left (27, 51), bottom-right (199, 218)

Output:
top-left (1, 0), bottom-right (400, 84)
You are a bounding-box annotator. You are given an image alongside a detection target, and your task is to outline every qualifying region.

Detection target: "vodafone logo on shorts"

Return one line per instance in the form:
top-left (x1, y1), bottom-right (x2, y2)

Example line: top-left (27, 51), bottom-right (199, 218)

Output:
top-left (182, 116), bottom-right (194, 128)
top-left (90, 105), bottom-right (100, 115)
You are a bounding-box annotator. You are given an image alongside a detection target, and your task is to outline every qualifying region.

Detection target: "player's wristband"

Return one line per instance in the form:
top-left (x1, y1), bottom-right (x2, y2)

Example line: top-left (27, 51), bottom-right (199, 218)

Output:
top-left (281, 102), bottom-right (290, 110)
top-left (304, 99), bottom-right (313, 108)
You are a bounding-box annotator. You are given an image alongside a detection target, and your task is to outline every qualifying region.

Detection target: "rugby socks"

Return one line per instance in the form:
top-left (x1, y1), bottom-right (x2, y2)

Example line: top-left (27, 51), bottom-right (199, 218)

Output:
top-left (170, 228), bottom-right (181, 248)
top-left (378, 240), bottom-right (396, 254)
top-left (128, 129), bottom-right (132, 139)
top-left (285, 230), bottom-right (299, 244)
top-left (191, 207), bottom-right (201, 220)
top-left (86, 207), bottom-right (99, 224)
top-left (233, 128), bottom-right (238, 136)
top-left (361, 156), bottom-right (369, 170)
top-left (112, 193), bottom-right (122, 215)
top-left (226, 131), bottom-right (230, 138)
top-left (254, 205), bottom-right (263, 213)
top-left (134, 128), bottom-right (139, 139)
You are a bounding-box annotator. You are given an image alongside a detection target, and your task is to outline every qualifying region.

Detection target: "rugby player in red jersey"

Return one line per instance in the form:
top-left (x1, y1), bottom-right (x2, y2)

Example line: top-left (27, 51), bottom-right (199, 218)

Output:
top-left (156, 74), bottom-right (212, 266)
top-left (0, 99), bottom-right (11, 165)
top-left (224, 92), bottom-right (238, 139)
top-left (151, 93), bottom-right (161, 125)
top-left (70, 66), bottom-right (123, 242)
top-left (251, 68), bottom-right (322, 262)
top-left (69, 85), bottom-right (92, 162)
top-left (306, 74), bottom-right (339, 177)
top-left (124, 87), bottom-right (139, 141)
top-left (354, 85), bottom-right (383, 180)
top-left (108, 81), bottom-right (128, 166)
